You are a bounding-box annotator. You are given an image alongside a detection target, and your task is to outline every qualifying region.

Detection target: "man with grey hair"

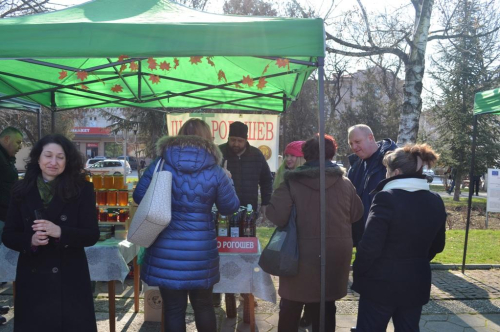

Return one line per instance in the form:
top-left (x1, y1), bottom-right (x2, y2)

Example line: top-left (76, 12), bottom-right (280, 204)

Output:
top-left (0, 126), bottom-right (23, 323)
top-left (347, 124), bottom-right (396, 247)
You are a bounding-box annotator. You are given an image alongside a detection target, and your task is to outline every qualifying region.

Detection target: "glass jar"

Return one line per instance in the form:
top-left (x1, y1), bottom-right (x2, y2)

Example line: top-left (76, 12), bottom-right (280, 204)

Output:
top-left (118, 190), bottom-right (128, 206)
top-left (113, 174), bottom-right (124, 189)
top-left (96, 189), bottom-right (107, 206)
top-left (108, 211), bottom-right (117, 222)
top-left (85, 174), bottom-right (91, 182)
top-left (103, 175), bottom-right (114, 189)
top-left (99, 209), bottom-right (108, 221)
top-left (118, 209), bottom-right (129, 222)
top-left (106, 189), bottom-right (117, 206)
top-left (92, 174), bottom-right (103, 189)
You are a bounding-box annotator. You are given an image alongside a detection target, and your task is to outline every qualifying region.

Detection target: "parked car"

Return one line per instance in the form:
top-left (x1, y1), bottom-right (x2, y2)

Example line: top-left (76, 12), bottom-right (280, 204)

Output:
top-left (85, 159), bottom-right (131, 175)
top-left (117, 156), bottom-right (138, 170)
top-left (423, 166), bottom-right (435, 183)
top-left (85, 156), bottom-right (107, 168)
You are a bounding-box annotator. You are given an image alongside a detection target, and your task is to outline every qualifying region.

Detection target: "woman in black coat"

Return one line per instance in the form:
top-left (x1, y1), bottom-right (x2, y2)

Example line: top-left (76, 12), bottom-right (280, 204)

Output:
top-left (2, 134), bottom-right (99, 332)
top-left (352, 144), bottom-right (446, 332)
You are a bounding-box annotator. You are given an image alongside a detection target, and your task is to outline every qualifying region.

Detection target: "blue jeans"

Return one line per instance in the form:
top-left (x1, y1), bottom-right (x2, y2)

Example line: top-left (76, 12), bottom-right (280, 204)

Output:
top-left (159, 287), bottom-right (216, 332)
top-left (356, 296), bottom-right (422, 332)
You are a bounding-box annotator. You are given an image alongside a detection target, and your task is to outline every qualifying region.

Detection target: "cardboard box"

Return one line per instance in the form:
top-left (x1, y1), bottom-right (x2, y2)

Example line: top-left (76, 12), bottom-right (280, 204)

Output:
top-left (143, 283), bottom-right (162, 322)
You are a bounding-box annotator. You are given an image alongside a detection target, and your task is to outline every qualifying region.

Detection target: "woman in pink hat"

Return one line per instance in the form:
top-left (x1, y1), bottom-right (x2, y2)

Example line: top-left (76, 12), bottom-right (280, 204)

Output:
top-left (273, 141), bottom-right (306, 191)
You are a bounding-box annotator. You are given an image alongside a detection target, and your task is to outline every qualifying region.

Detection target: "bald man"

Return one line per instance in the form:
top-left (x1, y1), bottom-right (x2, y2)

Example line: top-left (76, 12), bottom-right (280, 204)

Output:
top-left (347, 125), bottom-right (396, 247)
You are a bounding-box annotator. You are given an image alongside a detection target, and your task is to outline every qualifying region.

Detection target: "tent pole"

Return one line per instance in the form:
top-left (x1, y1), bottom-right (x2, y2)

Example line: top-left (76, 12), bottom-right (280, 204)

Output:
top-left (51, 92), bottom-right (56, 134)
top-left (317, 56), bottom-right (326, 332)
top-left (462, 114), bottom-right (478, 274)
top-left (37, 106), bottom-right (42, 140)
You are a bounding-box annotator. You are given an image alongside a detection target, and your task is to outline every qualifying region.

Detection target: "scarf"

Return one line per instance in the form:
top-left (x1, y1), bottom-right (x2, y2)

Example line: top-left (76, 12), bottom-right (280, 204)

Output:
top-left (37, 175), bottom-right (55, 208)
top-left (381, 177), bottom-right (429, 192)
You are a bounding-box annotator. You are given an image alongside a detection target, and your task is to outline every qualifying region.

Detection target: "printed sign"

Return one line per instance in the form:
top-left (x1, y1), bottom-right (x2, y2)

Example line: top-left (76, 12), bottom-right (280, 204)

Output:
top-left (166, 113), bottom-right (280, 171)
top-left (487, 168), bottom-right (500, 213)
top-left (217, 237), bottom-right (258, 253)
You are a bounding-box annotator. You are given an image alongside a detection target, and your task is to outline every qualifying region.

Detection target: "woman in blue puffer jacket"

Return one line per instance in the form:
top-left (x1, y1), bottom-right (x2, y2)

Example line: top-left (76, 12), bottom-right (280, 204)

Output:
top-left (133, 119), bottom-right (240, 332)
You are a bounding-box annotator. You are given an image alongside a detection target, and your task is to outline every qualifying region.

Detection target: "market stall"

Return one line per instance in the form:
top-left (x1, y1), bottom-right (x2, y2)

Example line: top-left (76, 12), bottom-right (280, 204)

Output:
top-left (0, 0), bottom-right (328, 330)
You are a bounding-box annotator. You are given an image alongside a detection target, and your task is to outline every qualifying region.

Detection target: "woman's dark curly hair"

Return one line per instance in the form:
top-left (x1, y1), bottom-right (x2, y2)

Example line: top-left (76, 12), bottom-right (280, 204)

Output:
top-left (13, 134), bottom-right (85, 201)
top-left (302, 134), bottom-right (338, 161)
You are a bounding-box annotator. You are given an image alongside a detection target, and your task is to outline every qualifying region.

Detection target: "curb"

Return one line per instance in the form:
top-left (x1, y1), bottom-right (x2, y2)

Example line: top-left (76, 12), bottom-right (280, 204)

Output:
top-left (430, 264), bottom-right (500, 270)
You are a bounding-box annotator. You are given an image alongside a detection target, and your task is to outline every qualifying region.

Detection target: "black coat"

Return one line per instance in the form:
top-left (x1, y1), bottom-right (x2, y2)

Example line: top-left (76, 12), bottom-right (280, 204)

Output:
top-left (219, 142), bottom-right (273, 210)
top-left (347, 138), bottom-right (397, 247)
top-left (2, 181), bottom-right (100, 332)
top-left (0, 144), bottom-right (18, 221)
top-left (351, 174), bottom-right (446, 307)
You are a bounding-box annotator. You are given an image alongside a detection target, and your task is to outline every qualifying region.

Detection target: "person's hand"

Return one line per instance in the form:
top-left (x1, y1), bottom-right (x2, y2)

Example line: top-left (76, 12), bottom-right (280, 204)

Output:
top-left (223, 160), bottom-right (232, 179)
top-left (32, 219), bottom-right (61, 239)
top-left (260, 205), bottom-right (267, 221)
top-left (31, 231), bottom-right (49, 247)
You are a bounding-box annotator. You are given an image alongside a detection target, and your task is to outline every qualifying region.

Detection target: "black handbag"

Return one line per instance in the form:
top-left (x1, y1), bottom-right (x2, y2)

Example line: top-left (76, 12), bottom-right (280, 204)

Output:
top-left (258, 191), bottom-right (299, 276)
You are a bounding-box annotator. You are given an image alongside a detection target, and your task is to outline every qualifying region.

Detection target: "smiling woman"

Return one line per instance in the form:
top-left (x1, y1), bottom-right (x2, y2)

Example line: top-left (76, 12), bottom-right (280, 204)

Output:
top-left (2, 133), bottom-right (99, 332)
top-left (39, 143), bottom-right (66, 182)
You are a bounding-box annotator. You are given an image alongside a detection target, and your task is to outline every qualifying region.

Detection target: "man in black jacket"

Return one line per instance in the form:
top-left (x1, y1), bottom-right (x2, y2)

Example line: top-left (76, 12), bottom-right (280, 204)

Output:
top-left (347, 124), bottom-right (397, 247)
top-left (219, 121), bottom-right (273, 217)
top-left (0, 126), bottom-right (23, 324)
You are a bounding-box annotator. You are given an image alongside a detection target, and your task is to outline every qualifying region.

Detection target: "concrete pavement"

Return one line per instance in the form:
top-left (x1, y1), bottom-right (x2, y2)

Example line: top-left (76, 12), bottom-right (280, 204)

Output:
top-left (1, 269), bottom-right (500, 331)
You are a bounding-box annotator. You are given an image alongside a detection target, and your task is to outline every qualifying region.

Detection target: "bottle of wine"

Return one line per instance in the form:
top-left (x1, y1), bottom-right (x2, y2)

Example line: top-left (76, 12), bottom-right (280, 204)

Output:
top-left (217, 214), bottom-right (229, 237)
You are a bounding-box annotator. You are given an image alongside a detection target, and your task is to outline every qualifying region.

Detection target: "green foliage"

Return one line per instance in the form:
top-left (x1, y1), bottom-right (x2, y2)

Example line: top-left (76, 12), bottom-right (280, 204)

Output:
top-left (428, 0), bottom-right (500, 200)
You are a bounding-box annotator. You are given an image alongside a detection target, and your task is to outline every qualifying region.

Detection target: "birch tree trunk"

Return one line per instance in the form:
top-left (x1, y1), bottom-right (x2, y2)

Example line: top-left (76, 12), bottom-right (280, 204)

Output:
top-left (397, 0), bottom-right (434, 145)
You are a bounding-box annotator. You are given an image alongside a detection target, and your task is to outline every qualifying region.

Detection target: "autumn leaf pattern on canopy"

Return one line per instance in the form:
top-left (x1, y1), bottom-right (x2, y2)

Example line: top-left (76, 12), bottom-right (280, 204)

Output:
top-left (242, 75), bottom-right (254, 88)
top-left (76, 71), bottom-right (88, 81)
top-left (55, 55), bottom-right (292, 95)
top-left (111, 84), bottom-right (123, 93)
top-left (58, 70), bottom-right (68, 80)
top-left (149, 74), bottom-right (160, 84)
top-left (189, 56), bottom-right (203, 65)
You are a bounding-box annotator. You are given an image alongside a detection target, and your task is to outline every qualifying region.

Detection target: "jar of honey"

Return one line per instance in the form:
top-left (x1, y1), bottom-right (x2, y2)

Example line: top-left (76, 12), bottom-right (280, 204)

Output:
top-left (108, 211), bottom-right (117, 222)
top-left (118, 209), bottom-right (129, 222)
top-left (106, 189), bottom-right (117, 206)
top-left (96, 189), bottom-right (107, 206)
top-left (103, 175), bottom-right (114, 189)
top-left (113, 174), bottom-right (124, 189)
top-left (99, 209), bottom-right (108, 221)
top-left (118, 190), bottom-right (128, 206)
top-left (92, 174), bottom-right (103, 189)
top-left (85, 174), bottom-right (91, 182)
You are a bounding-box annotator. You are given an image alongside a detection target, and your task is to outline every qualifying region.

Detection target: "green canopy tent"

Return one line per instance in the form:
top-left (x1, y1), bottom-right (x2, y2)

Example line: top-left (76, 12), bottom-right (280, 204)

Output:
top-left (0, 1), bottom-right (331, 330)
top-left (462, 88), bottom-right (500, 272)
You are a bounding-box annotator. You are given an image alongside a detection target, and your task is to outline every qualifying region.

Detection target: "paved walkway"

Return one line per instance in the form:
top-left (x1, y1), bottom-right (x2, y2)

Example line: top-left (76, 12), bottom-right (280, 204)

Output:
top-left (1, 269), bottom-right (500, 331)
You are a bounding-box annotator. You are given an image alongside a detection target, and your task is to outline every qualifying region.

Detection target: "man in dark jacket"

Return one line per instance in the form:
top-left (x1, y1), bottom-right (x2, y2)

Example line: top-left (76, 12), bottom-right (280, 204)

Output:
top-left (0, 126), bottom-right (23, 324)
top-left (347, 124), bottom-right (396, 247)
top-left (217, 121), bottom-right (273, 309)
top-left (219, 121), bottom-right (273, 216)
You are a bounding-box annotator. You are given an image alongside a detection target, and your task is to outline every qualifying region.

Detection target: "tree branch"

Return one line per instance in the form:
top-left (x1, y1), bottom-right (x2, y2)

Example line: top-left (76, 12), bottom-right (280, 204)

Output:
top-left (326, 31), bottom-right (409, 64)
top-left (428, 25), bottom-right (500, 41)
top-left (356, 0), bottom-right (375, 47)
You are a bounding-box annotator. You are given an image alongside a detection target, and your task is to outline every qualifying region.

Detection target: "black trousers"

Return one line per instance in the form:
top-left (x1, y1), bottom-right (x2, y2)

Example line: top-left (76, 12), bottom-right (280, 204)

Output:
top-left (159, 287), bottom-right (217, 332)
top-left (278, 298), bottom-right (336, 332)
top-left (356, 296), bottom-right (422, 332)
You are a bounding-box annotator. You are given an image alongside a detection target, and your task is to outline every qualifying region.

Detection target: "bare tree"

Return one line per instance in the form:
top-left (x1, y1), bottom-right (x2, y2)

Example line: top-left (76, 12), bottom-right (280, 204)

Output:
top-left (325, 0), bottom-right (500, 144)
top-left (0, 0), bottom-right (50, 18)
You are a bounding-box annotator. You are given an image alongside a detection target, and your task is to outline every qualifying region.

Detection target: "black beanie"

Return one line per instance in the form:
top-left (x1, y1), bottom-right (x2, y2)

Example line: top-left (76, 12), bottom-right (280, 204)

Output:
top-left (229, 121), bottom-right (248, 139)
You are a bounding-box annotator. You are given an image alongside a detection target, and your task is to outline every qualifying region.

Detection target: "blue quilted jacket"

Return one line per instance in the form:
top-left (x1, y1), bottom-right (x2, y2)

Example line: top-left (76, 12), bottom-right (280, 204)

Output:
top-left (133, 135), bottom-right (240, 290)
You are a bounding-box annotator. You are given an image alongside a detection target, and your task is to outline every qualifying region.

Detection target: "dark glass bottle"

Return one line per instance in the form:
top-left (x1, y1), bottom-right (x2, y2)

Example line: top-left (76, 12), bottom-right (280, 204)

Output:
top-left (229, 212), bottom-right (240, 237)
top-left (241, 204), bottom-right (256, 237)
top-left (218, 214), bottom-right (229, 237)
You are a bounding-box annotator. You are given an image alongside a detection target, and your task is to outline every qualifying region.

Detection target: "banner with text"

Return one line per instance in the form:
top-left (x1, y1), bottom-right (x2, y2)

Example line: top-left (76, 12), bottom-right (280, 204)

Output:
top-left (487, 168), bottom-right (500, 213)
top-left (166, 113), bottom-right (280, 171)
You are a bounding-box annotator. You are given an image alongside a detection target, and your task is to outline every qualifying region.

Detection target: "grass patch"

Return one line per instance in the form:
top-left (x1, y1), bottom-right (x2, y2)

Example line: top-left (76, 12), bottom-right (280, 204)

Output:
top-left (257, 227), bottom-right (500, 265)
top-left (432, 230), bottom-right (500, 264)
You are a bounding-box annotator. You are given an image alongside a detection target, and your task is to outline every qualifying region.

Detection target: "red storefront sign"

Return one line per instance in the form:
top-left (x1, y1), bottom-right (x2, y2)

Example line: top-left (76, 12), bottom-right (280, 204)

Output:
top-left (217, 237), bottom-right (258, 253)
top-left (71, 127), bottom-right (111, 135)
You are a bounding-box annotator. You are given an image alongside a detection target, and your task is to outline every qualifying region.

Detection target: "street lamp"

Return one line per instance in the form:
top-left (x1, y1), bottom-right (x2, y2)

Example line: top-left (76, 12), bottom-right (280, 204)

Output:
top-left (114, 122), bottom-right (138, 186)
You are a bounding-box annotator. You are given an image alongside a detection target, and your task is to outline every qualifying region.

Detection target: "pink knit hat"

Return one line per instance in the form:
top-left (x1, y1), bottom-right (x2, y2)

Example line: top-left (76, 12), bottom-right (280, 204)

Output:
top-left (284, 141), bottom-right (305, 157)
